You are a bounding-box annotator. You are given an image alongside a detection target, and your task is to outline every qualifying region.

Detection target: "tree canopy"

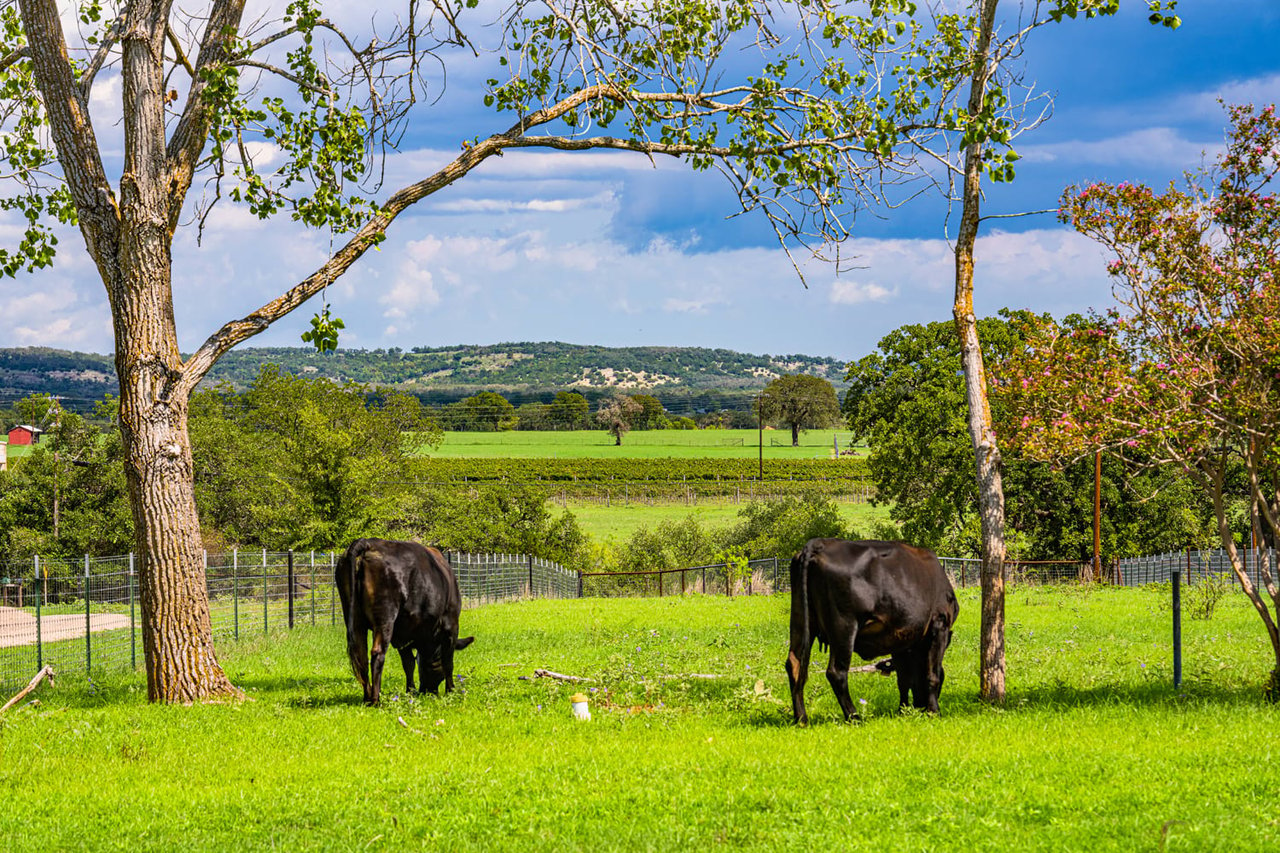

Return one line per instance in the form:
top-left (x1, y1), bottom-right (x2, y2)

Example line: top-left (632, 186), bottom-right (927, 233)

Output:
top-left (760, 373), bottom-right (841, 446)
top-left (1006, 104), bottom-right (1280, 700)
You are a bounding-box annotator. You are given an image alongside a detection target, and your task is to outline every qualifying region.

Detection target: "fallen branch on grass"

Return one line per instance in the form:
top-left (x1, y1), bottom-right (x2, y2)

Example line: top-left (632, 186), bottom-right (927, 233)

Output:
top-left (533, 669), bottom-right (594, 683)
top-left (850, 659), bottom-right (895, 676)
top-left (1, 665), bottom-right (54, 714)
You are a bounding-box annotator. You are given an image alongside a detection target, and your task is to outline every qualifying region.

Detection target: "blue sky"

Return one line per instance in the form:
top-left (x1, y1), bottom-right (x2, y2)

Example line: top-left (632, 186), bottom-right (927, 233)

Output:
top-left (2, 0), bottom-right (1279, 364)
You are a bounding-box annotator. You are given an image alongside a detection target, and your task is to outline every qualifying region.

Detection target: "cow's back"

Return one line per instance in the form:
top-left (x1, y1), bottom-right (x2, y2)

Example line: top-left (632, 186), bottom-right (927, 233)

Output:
top-left (800, 538), bottom-right (955, 660)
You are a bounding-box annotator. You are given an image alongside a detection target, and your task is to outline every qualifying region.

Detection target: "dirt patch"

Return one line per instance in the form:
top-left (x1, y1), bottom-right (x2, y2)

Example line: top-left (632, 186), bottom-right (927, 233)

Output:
top-left (0, 606), bottom-right (131, 649)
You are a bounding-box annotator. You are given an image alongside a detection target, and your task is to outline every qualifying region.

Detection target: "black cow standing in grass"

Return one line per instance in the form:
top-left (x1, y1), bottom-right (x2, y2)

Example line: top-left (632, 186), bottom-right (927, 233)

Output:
top-left (786, 538), bottom-right (958, 724)
top-left (336, 538), bottom-right (474, 705)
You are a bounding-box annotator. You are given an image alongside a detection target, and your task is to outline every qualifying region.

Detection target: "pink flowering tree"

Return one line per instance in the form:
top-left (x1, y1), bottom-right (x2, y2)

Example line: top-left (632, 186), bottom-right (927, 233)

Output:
top-left (1005, 104), bottom-right (1280, 700)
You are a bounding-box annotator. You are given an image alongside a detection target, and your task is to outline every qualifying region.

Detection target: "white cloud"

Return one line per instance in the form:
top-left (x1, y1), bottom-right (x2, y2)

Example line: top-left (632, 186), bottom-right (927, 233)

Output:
top-left (830, 280), bottom-right (898, 305)
top-left (1020, 127), bottom-right (1217, 167)
top-left (663, 297), bottom-right (718, 314)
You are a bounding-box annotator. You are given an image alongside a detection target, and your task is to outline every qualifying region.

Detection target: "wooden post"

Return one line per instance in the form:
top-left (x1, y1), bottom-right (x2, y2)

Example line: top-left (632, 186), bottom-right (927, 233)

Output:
top-left (287, 550), bottom-right (295, 630)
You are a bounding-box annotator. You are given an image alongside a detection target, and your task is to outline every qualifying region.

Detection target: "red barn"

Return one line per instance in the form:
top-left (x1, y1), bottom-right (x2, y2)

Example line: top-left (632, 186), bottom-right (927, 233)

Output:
top-left (6, 425), bottom-right (42, 445)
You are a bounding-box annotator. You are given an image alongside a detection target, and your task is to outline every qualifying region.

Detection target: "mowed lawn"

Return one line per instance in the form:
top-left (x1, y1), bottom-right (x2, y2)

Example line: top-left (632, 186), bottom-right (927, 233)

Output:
top-left (1, 587), bottom-right (1276, 851)
top-left (420, 429), bottom-right (861, 459)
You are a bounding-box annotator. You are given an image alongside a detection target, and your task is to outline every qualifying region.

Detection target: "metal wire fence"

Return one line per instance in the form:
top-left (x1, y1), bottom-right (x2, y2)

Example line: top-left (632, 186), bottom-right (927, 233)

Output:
top-left (1110, 548), bottom-right (1277, 589)
top-left (6, 544), bottom-right (1270, 692)
top-left (580, 557), bottom-right (785, 597)
top-left (0, 548), bottom-right (578, 691)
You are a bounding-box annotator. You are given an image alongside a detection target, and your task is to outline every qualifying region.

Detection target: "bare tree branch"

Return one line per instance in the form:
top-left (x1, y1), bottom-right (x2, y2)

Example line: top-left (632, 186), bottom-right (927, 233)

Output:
top-left (164, 0), bottom-right (249, 231)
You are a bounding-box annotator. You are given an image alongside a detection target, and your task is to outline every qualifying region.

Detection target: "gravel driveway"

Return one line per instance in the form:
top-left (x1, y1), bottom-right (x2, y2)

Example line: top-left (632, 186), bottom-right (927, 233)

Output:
top-left (0, 606), bottom-right (131, 649)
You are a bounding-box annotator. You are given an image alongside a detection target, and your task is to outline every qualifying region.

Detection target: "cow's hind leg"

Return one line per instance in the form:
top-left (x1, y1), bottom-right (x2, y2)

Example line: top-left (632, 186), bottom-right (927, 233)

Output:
top-left (824, 633), bottom-right (859, 722)
top-left (922, 614), bottom-right (952, 714)
top-left (368, 625), bottom-right (393, 705)
top-left (785, 638), bottom-right (814, 725)
top-left (399, 646), bottom-right (417, 694)
top-left (891, 650), bottom-right (915, 710)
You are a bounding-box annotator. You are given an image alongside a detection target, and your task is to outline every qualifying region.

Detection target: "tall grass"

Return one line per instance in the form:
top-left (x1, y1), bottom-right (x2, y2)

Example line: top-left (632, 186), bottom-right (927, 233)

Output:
top-left (1, 588), bottom-right (1275, 851)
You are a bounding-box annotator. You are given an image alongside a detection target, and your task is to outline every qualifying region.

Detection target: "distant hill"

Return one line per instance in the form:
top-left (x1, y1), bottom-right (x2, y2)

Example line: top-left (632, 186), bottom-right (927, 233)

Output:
top-left (0, 342), bottom-right (849, 411)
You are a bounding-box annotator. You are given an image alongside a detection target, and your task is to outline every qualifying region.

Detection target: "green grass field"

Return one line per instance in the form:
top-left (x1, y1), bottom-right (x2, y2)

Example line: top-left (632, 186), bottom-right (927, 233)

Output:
top-left (425, 429), bottom-right (860, 460)
top-left (2, 587), bottom-right (1276, 850)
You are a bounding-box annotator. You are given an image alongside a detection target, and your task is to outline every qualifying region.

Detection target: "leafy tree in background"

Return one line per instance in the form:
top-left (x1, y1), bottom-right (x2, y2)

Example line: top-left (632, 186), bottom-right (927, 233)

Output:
top-left (189, 367), bottom-right (441, 550)
top-left (628, 394), bottom-right (669, 431)
top-left (547, 391), bottom-right (590, 430)
top-left (457, 392), bottom-right (517, 432)
top-left (596, 396), bottom-right (643, 446)
top-left (845, 315), bottom-right (1213, 558)
top-left (1007, 104), bottom-right (1280, 699)
top-left (406, 485), bottom-right (589, 572)
top-left (0, 397), bottom-right (132, 562)
top-left (759, 374), bottom-right (841, 446)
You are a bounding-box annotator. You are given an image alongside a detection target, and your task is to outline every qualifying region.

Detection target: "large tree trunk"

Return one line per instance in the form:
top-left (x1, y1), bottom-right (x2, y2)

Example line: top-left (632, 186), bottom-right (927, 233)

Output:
top-left (954, 0), bottom-right (1007, 704)
top-left (108, 0), bottom-right (236, 702)
top-left (118, 364), bottom-right (237, 702)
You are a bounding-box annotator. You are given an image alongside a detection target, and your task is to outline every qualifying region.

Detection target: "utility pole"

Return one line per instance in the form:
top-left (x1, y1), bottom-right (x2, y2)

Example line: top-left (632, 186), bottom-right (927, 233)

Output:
top-left (757, 393), bottom-right (764, 481)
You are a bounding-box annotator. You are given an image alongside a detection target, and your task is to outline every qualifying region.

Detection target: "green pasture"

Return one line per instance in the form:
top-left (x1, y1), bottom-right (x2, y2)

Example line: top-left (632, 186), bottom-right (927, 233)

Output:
top-left (2, 587), bottom-right (1276, 850)
top-left (2, 442), bottom-right (31, 459)
top-left (420, 429), bottom-right (860, 460)
top-left (561, 497), bottom-right (891, 542)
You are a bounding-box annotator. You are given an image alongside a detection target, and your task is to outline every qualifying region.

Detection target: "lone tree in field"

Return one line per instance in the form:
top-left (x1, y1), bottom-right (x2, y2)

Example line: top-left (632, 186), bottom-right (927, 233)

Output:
top-left (596, 395), bottom-right (642, 446)
top-left (2, 0), bottom-right (999, 701)
top-left (760, 374), bottom-right (841, 446)
top-left (1007, 104), bottom-right (1280, 701)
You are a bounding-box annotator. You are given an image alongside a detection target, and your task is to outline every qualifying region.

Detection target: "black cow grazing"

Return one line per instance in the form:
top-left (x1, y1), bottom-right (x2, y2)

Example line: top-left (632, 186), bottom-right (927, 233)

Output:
top-left (786, 538), bottom-right (958, 725)
top-left (336, 538), bottom-right (475, 705)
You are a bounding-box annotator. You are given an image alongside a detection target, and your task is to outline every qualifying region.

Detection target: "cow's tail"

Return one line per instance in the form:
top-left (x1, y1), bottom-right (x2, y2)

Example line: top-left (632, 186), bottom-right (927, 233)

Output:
top-left (788, 544), bottom-right (812, 662)
top-left (340, 539), bottom-right (373, 681)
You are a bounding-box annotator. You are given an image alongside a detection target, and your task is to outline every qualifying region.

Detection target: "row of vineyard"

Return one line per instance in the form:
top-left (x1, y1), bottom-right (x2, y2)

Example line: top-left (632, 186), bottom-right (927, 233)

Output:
top-left (404, 456), bottom-right (868, 483)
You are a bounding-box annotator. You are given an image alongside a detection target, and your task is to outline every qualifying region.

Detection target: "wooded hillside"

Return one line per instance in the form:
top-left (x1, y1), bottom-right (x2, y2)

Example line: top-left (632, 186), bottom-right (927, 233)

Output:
top-left (1, 343), bottom-right (848, 410)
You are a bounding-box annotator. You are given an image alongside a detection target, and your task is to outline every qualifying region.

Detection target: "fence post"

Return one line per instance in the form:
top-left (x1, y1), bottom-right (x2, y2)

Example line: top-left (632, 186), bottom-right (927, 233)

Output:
top-left (129, 553), bottom-right (136, 671)
top-left (310, 551), bottom-right (316, 626)
top-left (577, 571), bottom-right (584, 598)
top-left (35, 555), bottom-right (42, 671)
top-left (84, 554), bottom-right (91, 674)
top-left (773, 556), bottom-right (779, 591)
top-left (1172, 568), bottom-right (1182, 689)
top-left (233, 548), bottom-right (240, 641)
top-left (528, 554), bottom-right (535, 599)
top-left (262, 548), bottom-right (268, 635)
top-left (288, 549), bottom-right (295, 630)
top-left (330, 552), bottom-right (336, 626)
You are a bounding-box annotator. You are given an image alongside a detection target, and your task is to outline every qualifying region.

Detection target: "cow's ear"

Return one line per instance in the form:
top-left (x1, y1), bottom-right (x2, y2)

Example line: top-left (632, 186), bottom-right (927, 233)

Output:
top-left (454, 636), bottom-right (475, 650)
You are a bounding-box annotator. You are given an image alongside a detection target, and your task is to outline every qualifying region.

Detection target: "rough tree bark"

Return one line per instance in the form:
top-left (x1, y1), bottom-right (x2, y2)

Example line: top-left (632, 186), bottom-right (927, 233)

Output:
top-left (20, 0), bottom-right (245, 701)
top-left (953, 0), bottom-right (1007, 704)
